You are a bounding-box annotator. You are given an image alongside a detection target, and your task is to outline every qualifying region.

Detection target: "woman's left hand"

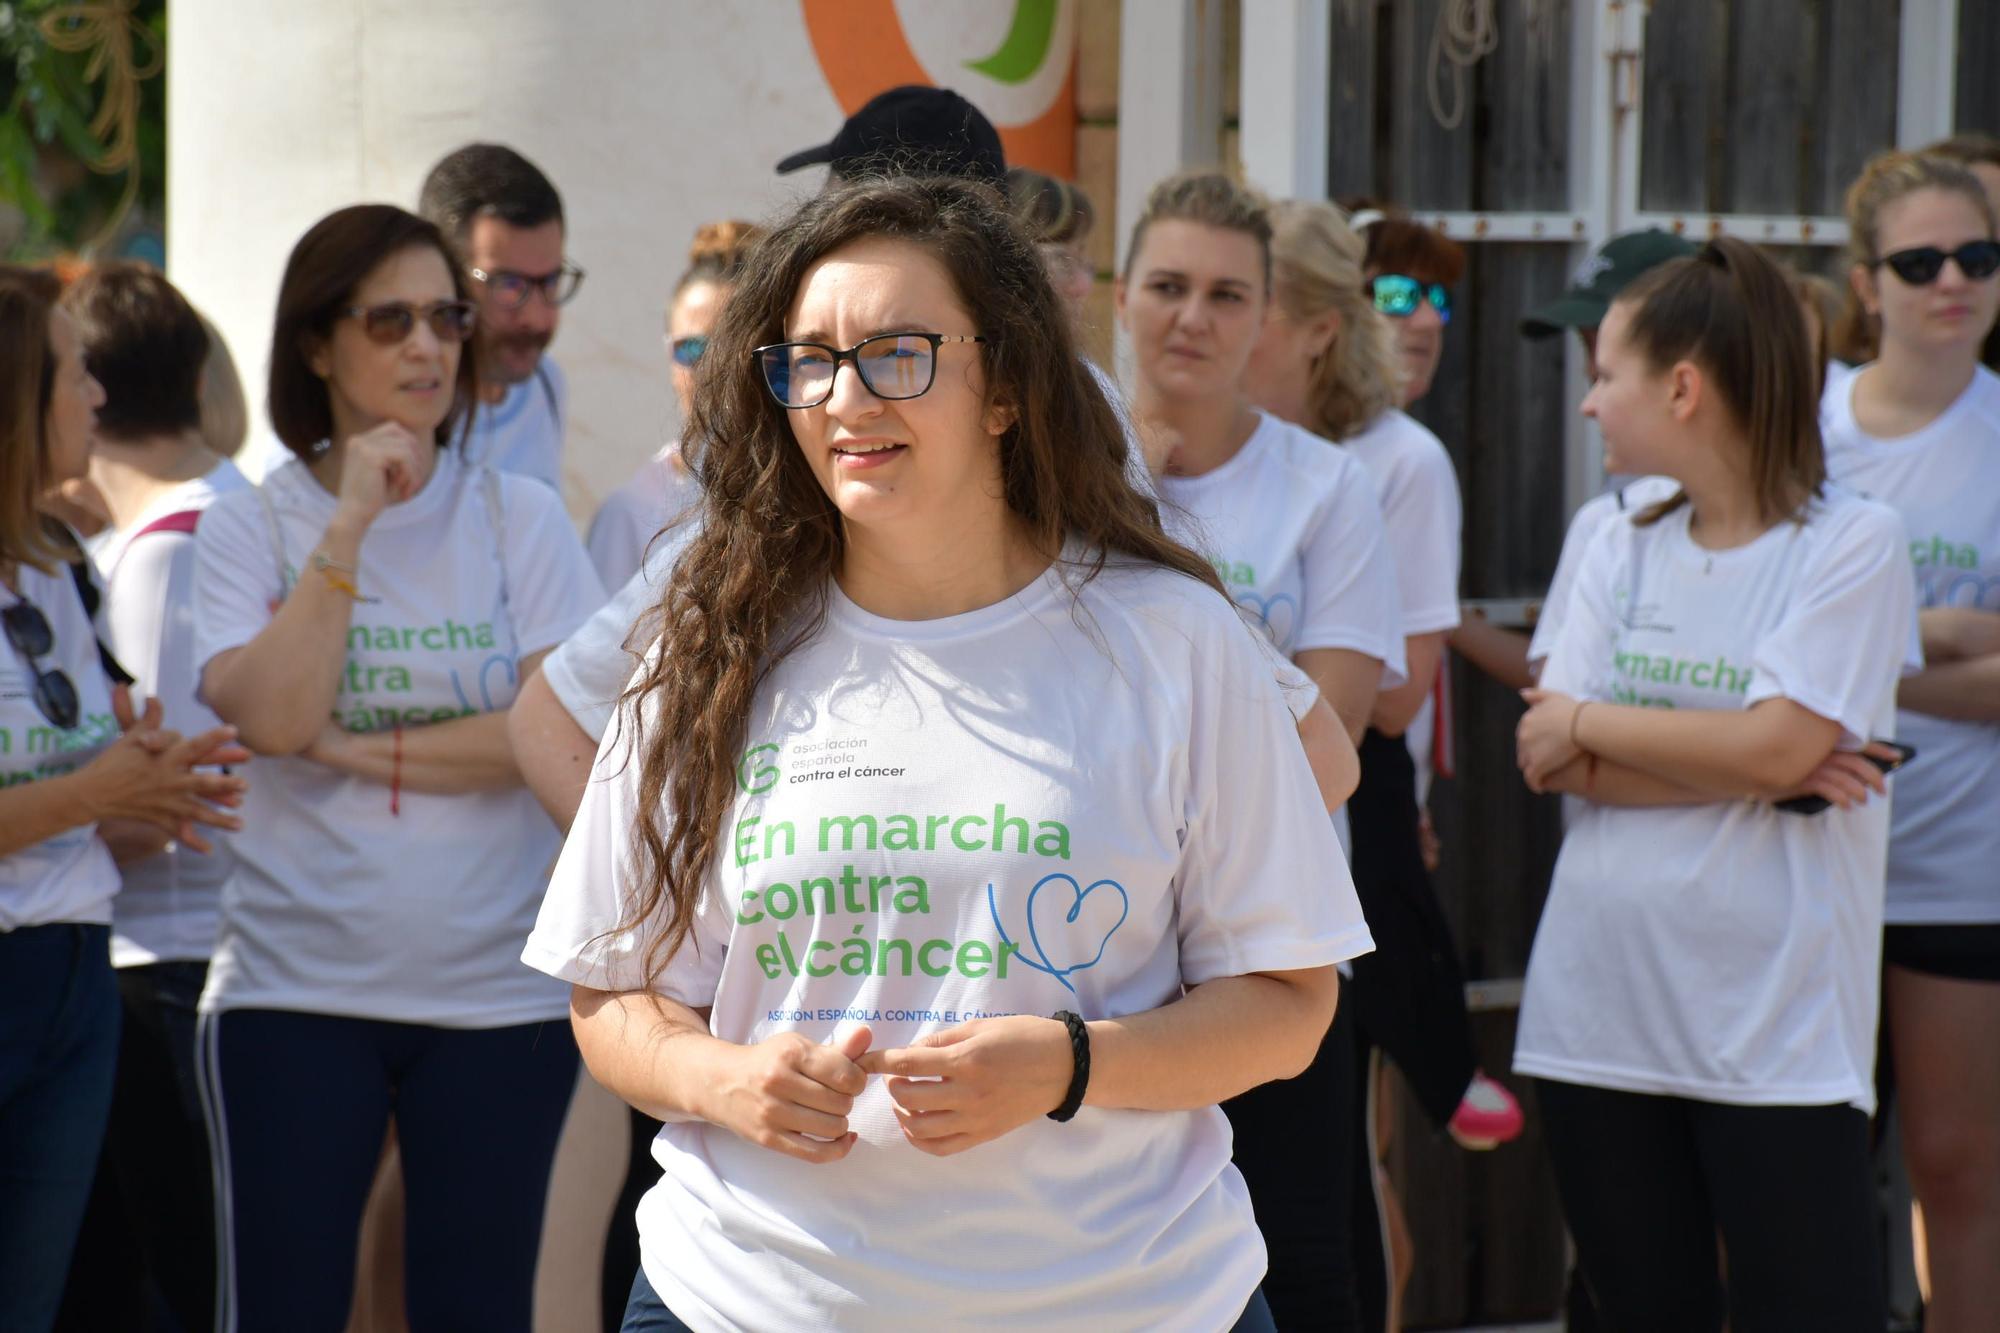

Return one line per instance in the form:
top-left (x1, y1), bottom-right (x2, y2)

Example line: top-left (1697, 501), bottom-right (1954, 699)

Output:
top-left (1517, 688), bottom-right (1584, 791)
top-left (858, 1016), bottom-right (1076, 1156)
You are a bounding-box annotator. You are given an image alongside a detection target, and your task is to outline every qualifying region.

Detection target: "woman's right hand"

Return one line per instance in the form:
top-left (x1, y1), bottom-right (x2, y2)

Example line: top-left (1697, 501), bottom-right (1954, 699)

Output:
top-left (1773, 742), bottom-right (1898, 812)
top-left (704, 1026), bottom-right (873, 1164)
top-left (332, 421), bottom-right (426, 531)
top-left (77, 725), bottom-right (249, 854)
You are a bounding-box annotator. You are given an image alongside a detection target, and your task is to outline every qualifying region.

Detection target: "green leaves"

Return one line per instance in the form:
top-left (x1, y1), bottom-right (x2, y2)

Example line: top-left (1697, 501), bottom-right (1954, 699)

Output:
top-left (0, 0), bottom-right (166, 260)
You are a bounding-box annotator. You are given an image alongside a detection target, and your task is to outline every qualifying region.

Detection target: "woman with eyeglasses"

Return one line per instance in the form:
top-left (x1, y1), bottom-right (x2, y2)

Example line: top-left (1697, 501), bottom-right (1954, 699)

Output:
top-left (190, 205), bottom-right (603, 1329)
top-left (1111, 174), bottom-right (1400, 1332)
top-left (1820, 149), bottom-right (2000, 1329)
top-left (525, 174), bottom-right (1371, 1333)
top-left (585, 220), bottom-right (759, 590)
top-left (0, 265), bottom-right (246, 1333)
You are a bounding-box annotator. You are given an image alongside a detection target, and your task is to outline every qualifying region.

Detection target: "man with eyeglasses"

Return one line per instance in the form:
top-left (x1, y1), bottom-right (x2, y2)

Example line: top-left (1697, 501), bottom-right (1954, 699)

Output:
top-left (419, 143), bottom-right (584, 496)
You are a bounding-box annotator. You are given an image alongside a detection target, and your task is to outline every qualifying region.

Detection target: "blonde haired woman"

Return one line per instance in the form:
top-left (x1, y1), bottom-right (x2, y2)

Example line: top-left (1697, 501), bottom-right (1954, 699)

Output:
top-left (1117, 172), bottom-right (1402, 1330)
top-left (1242, 199), bottom-right (1519, 1330)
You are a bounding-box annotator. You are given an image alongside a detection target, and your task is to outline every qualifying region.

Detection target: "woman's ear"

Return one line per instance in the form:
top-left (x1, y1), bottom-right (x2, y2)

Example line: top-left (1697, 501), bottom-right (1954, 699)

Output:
top-left (1668, 359), bottom-right (1703, 423)
top-left (303, 332), bottom-right (332, 381)
top-left (1112, 276), bottom-right (1129, 328)
top-left (983, 390), bottom-right (1019, 437)
top-left (1304, 307), bottom-right (1343, 361)
top-left (1848, 262), bottom-right (1881, 320)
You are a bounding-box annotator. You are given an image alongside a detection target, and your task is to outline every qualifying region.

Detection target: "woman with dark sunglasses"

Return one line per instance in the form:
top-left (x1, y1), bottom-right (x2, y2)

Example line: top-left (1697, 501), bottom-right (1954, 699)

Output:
top-left (585, 220), bottom-right (759, 590)
top-left (1821, 149), bottom-right (2000, 1329)
top-left (0, 265), bottom-right (246, 1333)
top-left (189, 205), bottom-right (602, 1329)
top-left (526, 174), bottom-right (1370, 1333)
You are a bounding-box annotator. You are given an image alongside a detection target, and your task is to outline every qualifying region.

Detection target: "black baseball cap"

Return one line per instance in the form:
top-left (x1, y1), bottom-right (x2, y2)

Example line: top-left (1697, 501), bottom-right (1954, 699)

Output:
top-left (776, 85), bottom-right (1006, 184)
top-left (1520, 230), bottom-right (1702, 337)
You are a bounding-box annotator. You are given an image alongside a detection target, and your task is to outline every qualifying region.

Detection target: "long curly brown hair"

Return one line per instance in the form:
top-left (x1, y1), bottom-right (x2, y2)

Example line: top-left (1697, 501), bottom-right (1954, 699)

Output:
top-left (619, 175), bottom-right (1223, 985)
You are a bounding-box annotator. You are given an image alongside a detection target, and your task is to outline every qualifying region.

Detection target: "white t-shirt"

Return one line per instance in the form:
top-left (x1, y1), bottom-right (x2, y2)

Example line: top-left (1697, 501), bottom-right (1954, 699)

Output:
top-left (1822, 365), bottom-right (2000, 924)
top-left (1, 559), bottom-right (121, 931)
top-left (94, 461), bottom-right (250, 966)
top-left (584, 444), bottom-right (703, 592)
top-left (525, 553), bottom-right (1373, 1333)
top-left (543, 522), bottom-right (696, 743)
top-left (1515, 487), bottom-right (1915, 1111)
top-left (193, 448), bottom-right (602, 1025)
top-left (1157, 411), bottom-right (1406, 681)
top-left (1528, 476), bottom-right (1683, 670)
top-left (1340, 408), bottom-right (1462, 798)
top-left (466, 359), bottom-right (568, 496)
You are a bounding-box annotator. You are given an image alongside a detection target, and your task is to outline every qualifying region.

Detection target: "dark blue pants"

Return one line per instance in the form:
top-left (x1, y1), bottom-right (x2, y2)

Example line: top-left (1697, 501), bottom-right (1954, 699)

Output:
top-left (198, 1008), bottom-right (578, 1333)
top-left (0, 923), bottom-right (120, 1333)
top-left (621, 1264), bottom-right (1281, 1331)
top-left (58, 959), bottom-right (215, 1333)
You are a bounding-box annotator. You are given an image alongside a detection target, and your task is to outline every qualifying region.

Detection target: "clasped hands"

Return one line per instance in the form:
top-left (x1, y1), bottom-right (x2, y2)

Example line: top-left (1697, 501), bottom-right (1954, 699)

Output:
top-left (706, 1015), bottom-right (1076, 1165)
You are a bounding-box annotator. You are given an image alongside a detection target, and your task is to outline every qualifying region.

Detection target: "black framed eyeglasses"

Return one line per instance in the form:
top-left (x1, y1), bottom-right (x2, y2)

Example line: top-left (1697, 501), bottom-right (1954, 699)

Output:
top-left (2, 600), bottom-right (81, 731)
top-left (670, 335), bottom-right (708, 369)
top-left (1368, 274), bottom-right (1452, 324)
top-left (1875, 241), bottom-right (2000, 287)
top-left (468, 262), bottom-right (587, 310)
top-left (753, 332), bottom-right (988, 410)
top-left (341, 300), bottom-right (479, 345)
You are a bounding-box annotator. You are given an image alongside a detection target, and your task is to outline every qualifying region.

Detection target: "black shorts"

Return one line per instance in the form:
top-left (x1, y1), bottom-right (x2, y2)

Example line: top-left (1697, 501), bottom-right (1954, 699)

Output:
top-left (1883, 923), bottom-right (2000, 982)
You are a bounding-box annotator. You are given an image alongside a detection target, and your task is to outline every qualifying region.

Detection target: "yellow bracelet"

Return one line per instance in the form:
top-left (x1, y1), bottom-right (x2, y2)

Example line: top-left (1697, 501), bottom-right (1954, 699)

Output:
top-left (318, 566), bottom-right (362, 599)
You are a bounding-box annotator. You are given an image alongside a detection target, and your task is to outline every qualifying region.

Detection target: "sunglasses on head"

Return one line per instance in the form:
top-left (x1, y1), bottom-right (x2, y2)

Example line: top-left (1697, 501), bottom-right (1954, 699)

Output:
top-left (753, 331), bottom-right (987, 410)
top-left (1875, 241), bottom-right (2000, 286)
top-left (341, 300), bottom-right (479, 346)
top-left (670, 335), bottom-right (708, 369)
top-left (2, 600), bottom-right (81, 731)
top-left (1368, 274), bottom-right (1452, 324)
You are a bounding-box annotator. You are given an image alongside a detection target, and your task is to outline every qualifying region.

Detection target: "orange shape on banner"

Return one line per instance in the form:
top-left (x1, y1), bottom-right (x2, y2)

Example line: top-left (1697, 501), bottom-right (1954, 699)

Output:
top-left (799, 0), bottom-right (1075, 179)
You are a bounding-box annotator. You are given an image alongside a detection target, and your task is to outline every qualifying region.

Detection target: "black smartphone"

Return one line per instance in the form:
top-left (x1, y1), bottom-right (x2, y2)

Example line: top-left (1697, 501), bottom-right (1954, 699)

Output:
top-left (1774, 741), bottom-right (1917, 815)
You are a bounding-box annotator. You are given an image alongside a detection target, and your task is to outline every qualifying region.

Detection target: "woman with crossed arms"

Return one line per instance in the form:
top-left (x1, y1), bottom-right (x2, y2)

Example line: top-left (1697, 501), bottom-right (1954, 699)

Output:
top-left (1515, 238), bottom-right (1916, 1330)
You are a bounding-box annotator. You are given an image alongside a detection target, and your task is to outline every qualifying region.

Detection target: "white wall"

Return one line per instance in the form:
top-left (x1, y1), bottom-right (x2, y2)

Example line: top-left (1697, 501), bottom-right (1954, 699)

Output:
top-left (168, 1), bottom-right (1062, 519)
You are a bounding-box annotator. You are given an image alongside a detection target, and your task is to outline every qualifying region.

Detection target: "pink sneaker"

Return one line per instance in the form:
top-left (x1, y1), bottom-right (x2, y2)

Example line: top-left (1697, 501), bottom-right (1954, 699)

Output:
top-left (1448, 1072), bottom-right (1525, 1150)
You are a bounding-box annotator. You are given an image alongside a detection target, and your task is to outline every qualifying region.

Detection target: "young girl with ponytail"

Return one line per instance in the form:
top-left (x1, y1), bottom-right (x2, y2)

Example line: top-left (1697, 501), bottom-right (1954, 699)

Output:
top-left (1515, 237), bottom-right (1917, 1330)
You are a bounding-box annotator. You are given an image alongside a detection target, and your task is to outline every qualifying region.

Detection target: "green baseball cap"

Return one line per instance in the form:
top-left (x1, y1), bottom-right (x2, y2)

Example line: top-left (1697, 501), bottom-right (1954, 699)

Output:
top-left (1520, 230), bottom-right (1702, 337)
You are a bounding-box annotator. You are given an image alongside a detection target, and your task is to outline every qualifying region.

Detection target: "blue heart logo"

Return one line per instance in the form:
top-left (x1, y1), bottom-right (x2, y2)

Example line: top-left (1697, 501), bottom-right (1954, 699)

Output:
top-left (1233, 589), bottom-right (1299, 652)
top-left (987, 873), bottom-right (1129, 995)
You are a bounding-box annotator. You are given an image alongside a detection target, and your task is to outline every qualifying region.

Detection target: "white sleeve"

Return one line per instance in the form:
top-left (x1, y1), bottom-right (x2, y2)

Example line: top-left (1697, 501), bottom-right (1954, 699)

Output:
top-left (1259, 639), bottom-right (1322, 722)
top-left (522, 690), bottom-right (735, 1002)
top-left (1378, 427), bottom-right (1463, 636)
top-left (104, 533), bottom-right (213, 735)
top-left (1744, 504), bottom-right (1918, 747)
top-left (1293, 471), bottom-right (1407, 686)
top-left (584, 488), bottom-right (654, 592)
top-left (1529, 496), bottom-right (1614, 668)
top-left (1175, 609), bottom-right (1375, 985)
top-left (1535, 518), bottom-right (1625, 703)
top-left (501, 477), bottom-right (606, 657)
top-left (191, 489), bottom-right (282, 679)
top-left (541, 528), bottom-right (691, 742)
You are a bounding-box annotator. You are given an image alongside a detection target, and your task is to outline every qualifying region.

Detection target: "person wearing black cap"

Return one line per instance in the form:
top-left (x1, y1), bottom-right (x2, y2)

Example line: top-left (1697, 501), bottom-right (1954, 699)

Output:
top-left (776, 85), bottom-right (1006, 185)
top-left (1447, 230), bottom-right (1700, 696)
